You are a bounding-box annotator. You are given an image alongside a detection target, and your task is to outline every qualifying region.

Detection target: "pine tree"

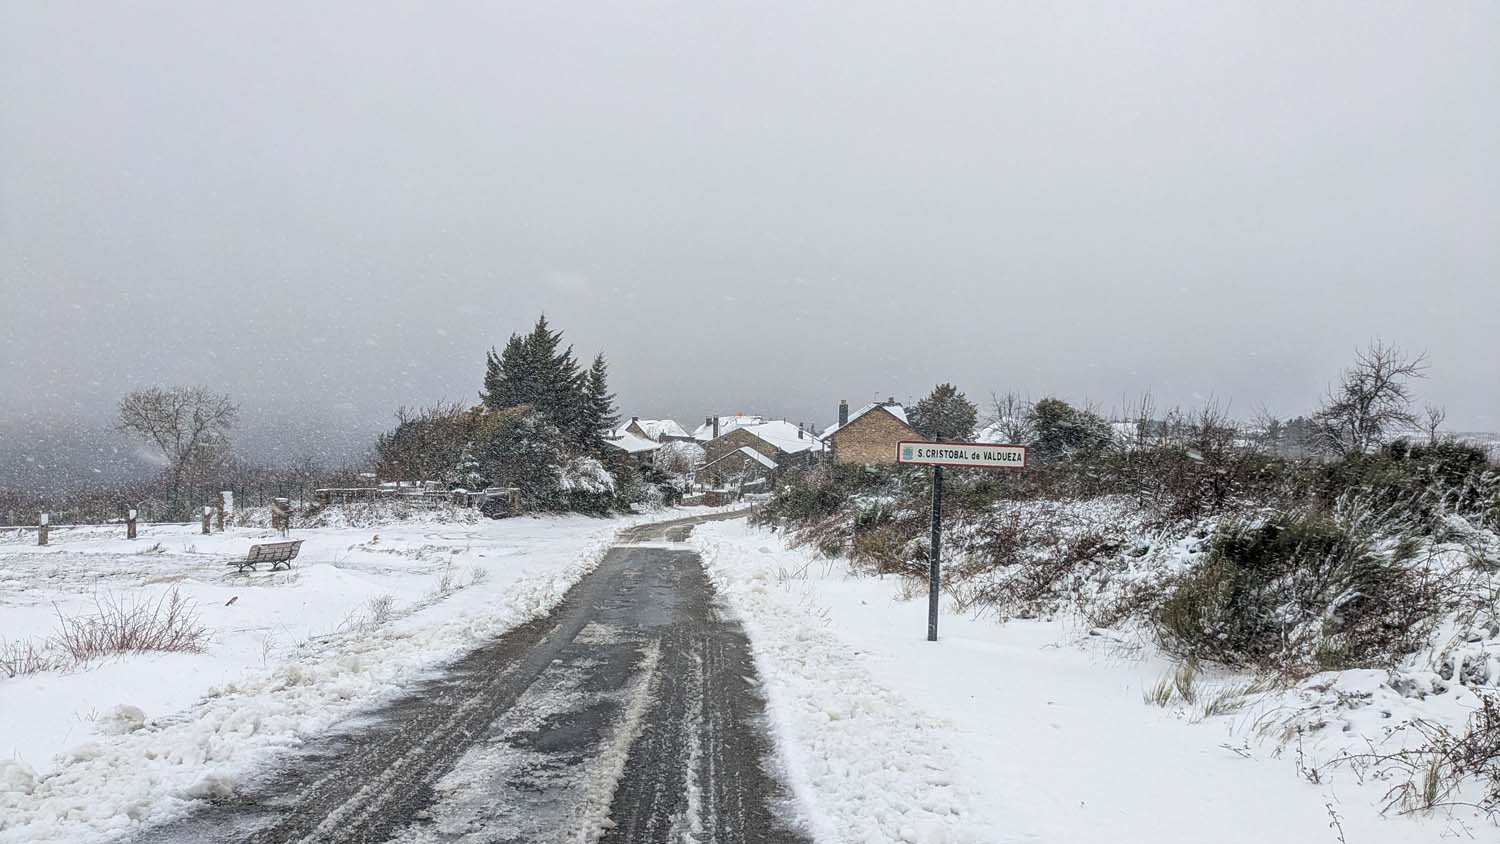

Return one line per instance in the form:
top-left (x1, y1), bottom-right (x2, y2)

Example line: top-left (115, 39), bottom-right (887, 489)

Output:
top-left (480, 346), bottom-right (506, 409)
top-left (910, 383), bottom-right (978, 440)
top-left (481, 316), bottom-right (586, 442)
top-left (482, 334), bottom-right (530, 410)
top-left (581, 353), bottom-right (619, 453)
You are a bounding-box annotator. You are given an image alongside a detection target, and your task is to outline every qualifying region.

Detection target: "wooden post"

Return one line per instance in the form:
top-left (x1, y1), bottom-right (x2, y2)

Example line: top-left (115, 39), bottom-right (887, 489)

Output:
top-left (126, 509), bottom-right (138, 540)
top-left (37, 513), bottom-right (48, 546)
top-left (215, 498), bottom-right (226, 532)
top-left (271, 498), bottom-right (290, 537)
top-left (201, 506), bottom-right (212, 535)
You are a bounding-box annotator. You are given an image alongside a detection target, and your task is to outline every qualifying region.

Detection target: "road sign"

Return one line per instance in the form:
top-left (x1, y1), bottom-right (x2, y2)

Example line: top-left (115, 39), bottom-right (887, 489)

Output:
top-left (897, 441), bottom-right (1027, 469)
top-left (897, 439), bottom-right (1027, 642)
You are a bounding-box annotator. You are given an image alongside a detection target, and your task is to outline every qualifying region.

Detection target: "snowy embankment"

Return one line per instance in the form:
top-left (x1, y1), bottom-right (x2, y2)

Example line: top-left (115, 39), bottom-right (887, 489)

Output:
top-left (692, 519), bottom-right (1485, 844)
top-left (0, 506), bottom-right (696, 844)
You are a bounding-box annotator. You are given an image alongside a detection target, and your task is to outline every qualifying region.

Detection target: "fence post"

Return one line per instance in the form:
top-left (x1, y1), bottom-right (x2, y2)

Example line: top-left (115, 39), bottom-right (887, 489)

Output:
top-left (127, 509), bottom-right (138, 540)
top-left (38, 513), bottom-right (48, 546)
top-left (271, 497), bottom-right (290, 536)
top-left (201, 506), bottom-right (211, 535)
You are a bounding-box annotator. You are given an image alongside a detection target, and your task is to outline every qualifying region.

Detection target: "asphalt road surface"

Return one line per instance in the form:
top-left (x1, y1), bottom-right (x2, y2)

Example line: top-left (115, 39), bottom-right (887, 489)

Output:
top-left (145, 510), bottom-right (810, 844)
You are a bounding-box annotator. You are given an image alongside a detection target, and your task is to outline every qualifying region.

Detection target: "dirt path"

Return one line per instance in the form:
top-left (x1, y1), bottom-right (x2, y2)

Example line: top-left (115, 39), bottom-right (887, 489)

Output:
top-left (141, 509), bottom-right (807, 844)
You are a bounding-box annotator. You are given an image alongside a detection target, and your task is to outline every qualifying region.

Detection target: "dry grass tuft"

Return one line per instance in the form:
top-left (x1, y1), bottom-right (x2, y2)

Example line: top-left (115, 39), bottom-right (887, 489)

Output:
top-left (0, 636), bottom-right (58, 678)
top-left (53, 587), bottom-right (208, 663)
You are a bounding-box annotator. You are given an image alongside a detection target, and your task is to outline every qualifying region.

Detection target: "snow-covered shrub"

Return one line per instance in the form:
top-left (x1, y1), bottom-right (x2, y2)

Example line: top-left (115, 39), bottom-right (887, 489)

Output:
top-left (1332, 691), bottom-right (1500, 816)
top-left (946, 500), bottom-right (1126, 619)
top-left (1154, 506), bottom-right (1440, 673)
top-left (238, 501), bottom-right (480, 529)
top-left (560, 455), bottom-right (616, 514)
top-left (1310, 439), bottom-right (1499, 533)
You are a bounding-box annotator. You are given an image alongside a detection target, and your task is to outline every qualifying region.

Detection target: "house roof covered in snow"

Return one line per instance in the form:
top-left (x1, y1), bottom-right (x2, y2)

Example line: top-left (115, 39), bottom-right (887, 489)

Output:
top-left (603, 431), bottom-right (662, 454)
top-left (735, 446), bottom-right (779, 469)
top-left (821, 402), bottom-right (910, 438)
top-left (738, 420), bottom-right (825, 455)
top-left (692, 415), bottom-right (766, 441)
top-left (621, 418), bottom-right (690, 441)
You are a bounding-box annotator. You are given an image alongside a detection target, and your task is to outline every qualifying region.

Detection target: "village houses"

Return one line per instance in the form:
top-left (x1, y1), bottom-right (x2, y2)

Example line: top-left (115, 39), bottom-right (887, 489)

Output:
top-left (694, 415), bottom-right (824, 488)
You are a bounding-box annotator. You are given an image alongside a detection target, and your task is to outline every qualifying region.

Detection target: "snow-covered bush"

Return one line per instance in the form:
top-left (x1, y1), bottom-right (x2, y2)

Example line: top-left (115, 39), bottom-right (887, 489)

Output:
top-left (559, 455), bottom-right (616, 514)
top-left (1310, 439), bottom-right (1499, 533)
top-left (946, 500), bottom-right (1128, 619)
top-left (237, 501), bottom-right (480, 529)
top-left (1153, 505), bottom-right (1440, 673)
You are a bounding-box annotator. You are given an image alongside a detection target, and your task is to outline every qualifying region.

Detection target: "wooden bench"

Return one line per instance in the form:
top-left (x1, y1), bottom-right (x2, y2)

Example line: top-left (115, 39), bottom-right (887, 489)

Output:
top-left (231, 540), bottom-right (304, 573)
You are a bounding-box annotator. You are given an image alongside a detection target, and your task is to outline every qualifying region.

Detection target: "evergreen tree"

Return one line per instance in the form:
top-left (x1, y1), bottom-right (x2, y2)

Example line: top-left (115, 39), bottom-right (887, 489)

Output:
top-left (1028, 398), bottom-right (1112, 462)
top-left (481, 334), bottom-right (529, 410)
top-left (909, 383), bottom-right (978, 440)
top-left (481, 316), bottom-right (587, 442)
top-left (581, 353), bottom-right (619, 453)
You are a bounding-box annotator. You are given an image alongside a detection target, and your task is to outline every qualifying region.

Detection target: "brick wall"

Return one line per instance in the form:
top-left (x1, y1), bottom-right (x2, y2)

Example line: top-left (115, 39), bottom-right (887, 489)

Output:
top-left (829, 409), bottom-right (917, 465)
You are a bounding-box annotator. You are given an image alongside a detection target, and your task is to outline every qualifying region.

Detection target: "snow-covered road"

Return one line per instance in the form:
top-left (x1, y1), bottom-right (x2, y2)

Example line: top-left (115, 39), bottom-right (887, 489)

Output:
top-left (136, 510), bottom-right (805, 844)
top-left (0, 507), bottom-right (753, 843)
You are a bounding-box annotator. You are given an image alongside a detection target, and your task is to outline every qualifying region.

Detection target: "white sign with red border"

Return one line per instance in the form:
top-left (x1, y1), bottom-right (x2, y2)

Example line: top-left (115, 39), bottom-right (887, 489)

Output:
top-left (897, 441), bottom-right (1027, 469)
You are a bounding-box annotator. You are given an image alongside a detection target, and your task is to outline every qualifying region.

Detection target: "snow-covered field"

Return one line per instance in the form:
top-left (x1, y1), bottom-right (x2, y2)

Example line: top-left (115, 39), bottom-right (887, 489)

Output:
top-left (693, 519), bottom-right (1493, 844)
top-left (0, 506), bottom-right (703, 844)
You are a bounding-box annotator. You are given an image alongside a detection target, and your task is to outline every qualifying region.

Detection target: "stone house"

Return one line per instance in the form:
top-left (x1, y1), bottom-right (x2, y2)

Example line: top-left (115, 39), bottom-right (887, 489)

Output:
top-left (699, 419), bottom-right (824, 470)
top-left (698, 446), bottom-right (778, 490)
top-left (821, 398), bottom-right (917, 465)
top-left (602, 429), bottom-right (661, 468)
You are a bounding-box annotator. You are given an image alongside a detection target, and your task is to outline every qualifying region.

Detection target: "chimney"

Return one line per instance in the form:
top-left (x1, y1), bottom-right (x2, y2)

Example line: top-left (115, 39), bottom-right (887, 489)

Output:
top-left (886, 396), bottom-right (896, 405)
top-left (838, 399), bottom-right (849, 427)
top-left (631, 416), bottom-right (639, 424)
top-left (712, 416), bottom-right (721, 438)
top-left (797, 423), bottom-right (804, 440)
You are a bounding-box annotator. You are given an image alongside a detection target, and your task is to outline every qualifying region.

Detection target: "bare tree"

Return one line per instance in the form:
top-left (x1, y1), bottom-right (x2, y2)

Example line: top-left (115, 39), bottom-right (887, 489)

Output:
top-left (1251, 403), bottom-right (1284, 454)
top-left (1422, 403), bottom-right (1448, 445)
top-left (119, 386), bottom-right (238, 497)
top-left (1313, 341), bottom-right (1428, 456)
top-left (987, 391), bottom-right (1035, 444)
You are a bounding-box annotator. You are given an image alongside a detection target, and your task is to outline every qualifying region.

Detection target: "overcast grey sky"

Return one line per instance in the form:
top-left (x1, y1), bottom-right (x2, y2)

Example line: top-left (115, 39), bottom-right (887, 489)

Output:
top-left (3, 1), bottom-right (1497, 465)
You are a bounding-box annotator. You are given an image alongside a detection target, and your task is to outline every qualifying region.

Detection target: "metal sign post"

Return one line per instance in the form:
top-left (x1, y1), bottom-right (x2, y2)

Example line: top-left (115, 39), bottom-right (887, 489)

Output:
top-left (928, 462), bottom-right (943, 641)
top-left (898, 440), bottom-right (1028, 641)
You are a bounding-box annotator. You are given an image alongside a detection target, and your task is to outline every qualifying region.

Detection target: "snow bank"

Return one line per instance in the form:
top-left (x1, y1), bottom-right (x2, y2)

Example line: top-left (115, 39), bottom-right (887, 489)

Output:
top-left (694, 528), bottom-right (1001, 843)
top-left (693, 519), bottom-right (1486, 843)
top-left (0, 509), bottom-right (669, 843)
